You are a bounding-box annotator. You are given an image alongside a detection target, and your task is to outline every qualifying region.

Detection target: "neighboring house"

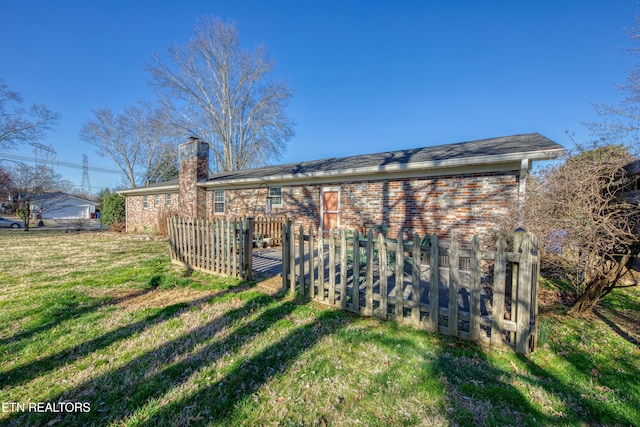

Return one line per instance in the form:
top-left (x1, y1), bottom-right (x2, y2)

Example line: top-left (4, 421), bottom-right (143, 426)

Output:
top-left (30, 192), bottom-right (97, 220)
top-left (119, 133), bottom-right (564, 239)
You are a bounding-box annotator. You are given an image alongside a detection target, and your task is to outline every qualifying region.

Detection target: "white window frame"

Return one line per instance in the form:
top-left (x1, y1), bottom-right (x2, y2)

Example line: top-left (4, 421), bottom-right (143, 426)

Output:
top-left (214, 190), bottom-right (225, 214)
top-left (143, 195), bottom-right (149, 209)
top-left (166, 193), bottom-right (172, 206)
top-left (269, 186), bottom-right (283, 207)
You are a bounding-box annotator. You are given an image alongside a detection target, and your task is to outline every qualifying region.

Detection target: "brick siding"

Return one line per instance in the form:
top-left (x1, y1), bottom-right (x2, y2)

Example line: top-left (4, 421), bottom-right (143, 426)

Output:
top-left (125, 193), bottom-right (179, 233)
top-left (204, 171), bottom-right (519, 240)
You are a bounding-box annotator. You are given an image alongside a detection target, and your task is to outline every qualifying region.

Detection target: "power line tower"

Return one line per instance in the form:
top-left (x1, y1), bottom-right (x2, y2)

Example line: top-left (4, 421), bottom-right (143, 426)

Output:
top-left (29, 142), bottom-right (57, 171)
top-left (80, 154), bottom-right (92, 195)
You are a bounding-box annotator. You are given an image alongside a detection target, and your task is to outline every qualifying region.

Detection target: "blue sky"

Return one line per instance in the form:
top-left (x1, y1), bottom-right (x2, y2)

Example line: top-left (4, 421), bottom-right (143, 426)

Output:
top-left (1, 0), bottom-right (638, 191)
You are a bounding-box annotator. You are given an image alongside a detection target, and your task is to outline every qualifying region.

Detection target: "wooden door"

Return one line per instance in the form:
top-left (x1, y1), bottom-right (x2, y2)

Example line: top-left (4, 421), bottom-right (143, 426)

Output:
top-left (321, 188), bottom-right (340, 231)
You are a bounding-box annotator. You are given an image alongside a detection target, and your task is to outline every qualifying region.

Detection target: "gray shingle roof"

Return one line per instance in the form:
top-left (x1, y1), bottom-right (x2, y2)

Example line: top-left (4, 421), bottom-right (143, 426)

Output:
top-left (205, 132), bottom-right (563, 183)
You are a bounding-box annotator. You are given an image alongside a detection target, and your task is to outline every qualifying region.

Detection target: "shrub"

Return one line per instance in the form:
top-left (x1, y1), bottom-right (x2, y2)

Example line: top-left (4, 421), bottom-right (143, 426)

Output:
top-left (101, 193), bottom-right (126, 229)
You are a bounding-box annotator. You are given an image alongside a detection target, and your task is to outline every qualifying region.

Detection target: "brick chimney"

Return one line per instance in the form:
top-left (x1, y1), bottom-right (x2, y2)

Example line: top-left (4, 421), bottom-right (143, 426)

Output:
top-left (178, 137), bottom-right (209, 218)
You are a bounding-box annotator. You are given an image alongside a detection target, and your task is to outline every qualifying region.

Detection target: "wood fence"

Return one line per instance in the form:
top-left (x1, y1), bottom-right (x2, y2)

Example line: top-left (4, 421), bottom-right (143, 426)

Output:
top-left (282, 223), bottom-right (540, 354)
top-left (168, 216), bottom-right (254, 280)
top-left (253, 216), bottom-right (286, 247)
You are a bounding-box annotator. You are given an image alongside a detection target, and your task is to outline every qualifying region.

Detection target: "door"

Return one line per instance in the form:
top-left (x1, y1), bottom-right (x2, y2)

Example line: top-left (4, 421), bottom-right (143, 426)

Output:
top-left (321, 187), bottom-right (340, 232)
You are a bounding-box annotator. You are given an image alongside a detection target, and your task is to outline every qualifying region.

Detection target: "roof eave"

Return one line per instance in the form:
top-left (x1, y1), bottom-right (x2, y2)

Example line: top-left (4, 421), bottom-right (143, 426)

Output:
top-left (118, 184), bottom-right (180, 196)
top-left (200, 148), bottom-right (565, 189)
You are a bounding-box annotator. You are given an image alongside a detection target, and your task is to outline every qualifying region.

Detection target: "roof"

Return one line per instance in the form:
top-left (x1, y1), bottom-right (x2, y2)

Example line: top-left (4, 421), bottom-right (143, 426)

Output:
top-left (30, 192), bottom-right (97, 205)
top-left (120, 132), bottom-right (564, 194)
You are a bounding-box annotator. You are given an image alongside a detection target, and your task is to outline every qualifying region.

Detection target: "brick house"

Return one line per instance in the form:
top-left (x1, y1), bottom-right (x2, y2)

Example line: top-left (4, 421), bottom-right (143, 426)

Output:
top-left (119, 133), bottom-right (564, 239)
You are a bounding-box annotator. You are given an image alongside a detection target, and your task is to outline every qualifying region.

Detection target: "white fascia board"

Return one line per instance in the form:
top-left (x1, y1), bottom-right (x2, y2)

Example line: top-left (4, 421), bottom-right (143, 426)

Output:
top-left (200, 149), bottom-right (562, 190)
top-left (118, 184), bottom-right (179, 196)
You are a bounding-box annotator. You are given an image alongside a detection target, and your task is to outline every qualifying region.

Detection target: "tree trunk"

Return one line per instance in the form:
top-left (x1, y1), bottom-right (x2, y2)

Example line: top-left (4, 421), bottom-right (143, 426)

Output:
top-left (568, 277), bottom-right (609, 315)
top-left (568, 256), bottom-right (631, 315)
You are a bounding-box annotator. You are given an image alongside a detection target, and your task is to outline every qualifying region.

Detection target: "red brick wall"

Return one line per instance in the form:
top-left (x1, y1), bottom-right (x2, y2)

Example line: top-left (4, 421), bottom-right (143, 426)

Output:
top-left (178, 140), bottom-right (209, 218)
top-left (125, 193), bottom-right (179, 233)
top-left (204, 171), bottom-right (519, 240)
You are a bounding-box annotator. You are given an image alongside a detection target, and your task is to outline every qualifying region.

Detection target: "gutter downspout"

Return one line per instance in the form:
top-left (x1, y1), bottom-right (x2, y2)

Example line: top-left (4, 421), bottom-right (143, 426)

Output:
top-left (518, 158), bottom-right (530, 226)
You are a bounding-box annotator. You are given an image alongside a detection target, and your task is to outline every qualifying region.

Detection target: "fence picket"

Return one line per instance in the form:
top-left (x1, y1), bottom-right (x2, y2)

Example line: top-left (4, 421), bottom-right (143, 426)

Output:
top-left (289, 223), bottom-right (296, 293)
top-left (365, 230), bottom-right (374, 316)
top-left (340, 230), bottom-right (348, 309)
top-left (317, 227), bottom-right (325, 300)
top-left (491, 237), bottom-right (507, 347)
top-left (395, 230), bottom-right (404, 321)
top-left (282, 221), bottom-right (290, 290)
top-left (378, 233), bottom-right (388, 320)
top-left (309, 226), bottom-right (315, 299)
top-left (329, 229), bottom-right (336, 305)
top-left (470, 235), bottom-right (481, 341)
top-left (411, 233), bottom-right (421, 326)
top-left (298, 225), bottom-right (305, 297)
top-left (428, 233), bottom-right (439, 333)
top-left (516, 234), bottom-right (533, 353)
top-left (448, 233), bottom-right (460, 337)
top-left (351, 230), bottom-right (360, 313)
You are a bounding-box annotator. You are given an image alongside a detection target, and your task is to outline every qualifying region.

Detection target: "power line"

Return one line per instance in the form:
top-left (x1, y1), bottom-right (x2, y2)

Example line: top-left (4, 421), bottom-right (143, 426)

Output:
top-left (0, 152), bottom-right (123, 174)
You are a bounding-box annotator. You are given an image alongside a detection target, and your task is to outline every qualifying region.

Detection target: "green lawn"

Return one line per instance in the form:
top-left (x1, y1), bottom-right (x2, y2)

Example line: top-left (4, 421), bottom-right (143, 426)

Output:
top-left (0, 230), bottom-right (638, 426)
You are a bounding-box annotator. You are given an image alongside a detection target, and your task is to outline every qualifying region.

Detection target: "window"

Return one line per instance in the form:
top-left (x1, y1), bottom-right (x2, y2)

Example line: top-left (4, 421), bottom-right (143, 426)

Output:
top-left (143, 195), bottom-right (149, 208)
top-left (269, 187), bottom-right (282, 206)
top-left (214, 190), bottom-right (225, 214)
top-left (154, 194), bottom-right (160, 207)
top-left (166, 193), bottom-right (172, 206)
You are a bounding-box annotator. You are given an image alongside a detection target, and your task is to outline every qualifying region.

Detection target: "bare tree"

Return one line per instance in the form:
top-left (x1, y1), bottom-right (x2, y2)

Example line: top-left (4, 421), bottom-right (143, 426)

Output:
top-left (80, 101), bottom-right (178, 188)
top-left (0, 78), bottom-right (60, 150)
top-left (7, 162), bottom-right (79, 231)
top-left (147, 16), bottom-right (295, 172)
top-left (587, 18), bottom-right (640, 154)
top-left (522, 145), bottom-right (639, 314)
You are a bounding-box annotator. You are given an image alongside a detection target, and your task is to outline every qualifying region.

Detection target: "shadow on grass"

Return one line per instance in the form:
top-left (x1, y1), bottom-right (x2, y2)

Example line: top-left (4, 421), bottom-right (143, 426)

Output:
top-left (0, 281), bottom-right (255, 391)
top-left (144, 307), bottom-right (351, 425)
top-left (5, 291), bottom-right (344, 426)
top-left (514, 347), bottom-right (639, 426)
top-left (593, 308), bottom-right (640, 349)
top-left (0, 286), bottom-right (157, 349)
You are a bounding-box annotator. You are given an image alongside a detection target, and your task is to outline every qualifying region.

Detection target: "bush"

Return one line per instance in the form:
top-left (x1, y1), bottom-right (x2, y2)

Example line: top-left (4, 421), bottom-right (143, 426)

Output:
top-left (101, 193), bottom-right (126, 229)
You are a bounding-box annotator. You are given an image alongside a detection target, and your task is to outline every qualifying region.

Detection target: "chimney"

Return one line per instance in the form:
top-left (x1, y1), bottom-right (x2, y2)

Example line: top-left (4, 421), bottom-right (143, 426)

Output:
top-left (178, 137), bottom-right (209, 218)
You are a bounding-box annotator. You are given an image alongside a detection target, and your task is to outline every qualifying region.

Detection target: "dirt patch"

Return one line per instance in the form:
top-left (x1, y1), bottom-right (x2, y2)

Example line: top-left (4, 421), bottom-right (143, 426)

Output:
top-left (97, 288), bottom-right (218, 311)
top-left (255, 275), bottom-right (286, 296)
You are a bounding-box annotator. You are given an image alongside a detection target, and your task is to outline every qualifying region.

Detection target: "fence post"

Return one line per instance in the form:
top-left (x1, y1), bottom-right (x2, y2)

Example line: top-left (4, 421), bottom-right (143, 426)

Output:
top-left (244, 217), bottom-right (254, 281)
top-left (298, 225), bottom-right (305, 297)
top-left (309, 226), bottom-right (316, 299)
top-left (340, 230), bottom-right (348, 309)
top-left (378, 232), bottom-right (388, 319)
top-left (448, 233), bottom-right (460, 336)
top-left (167, 216), bottom-right (176, 260)
top-left (289, 222), bottom-right (296, 293)
top-left (329, 228), bottom-right (336, 304)
top-left (470, 234), bottom-right (481, 342)
top-left (365, 230), bottom-right (374, 316)
top-left (352, 229), bottom-right (361, 313)
top-left (491, 236), bottom-right (507, 346)
top-left (317, 227), bottom-right (324, 300)
top-left (516, 230), bottom-right (533, 354)
top-left (530, 234), bottom-right (540, 352)
top-left (428, 233), bottom-right (439, 333)
top-left (394, 230), bottom-right (404, 321)
top-left (282, 219), bottom-right (291, 290)
top-left (411, 232), bottom-right (422, 326)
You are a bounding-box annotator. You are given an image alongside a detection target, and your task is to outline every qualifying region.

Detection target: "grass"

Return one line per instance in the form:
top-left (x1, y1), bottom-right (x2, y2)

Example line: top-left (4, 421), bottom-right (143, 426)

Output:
top-left (0, 230), bottom-right (638, 426)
